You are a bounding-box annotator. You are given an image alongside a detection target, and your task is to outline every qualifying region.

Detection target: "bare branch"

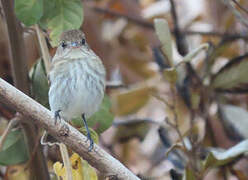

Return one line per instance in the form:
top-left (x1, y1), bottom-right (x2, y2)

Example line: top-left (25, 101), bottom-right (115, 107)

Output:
top-left (87, 3), bottom-right (248, 40)
top-left (0, 78), bottom-right (140, 180)
top-left (35, 25), bottom-right (51, 73)
top-left (223, 0), bottom-right (248, 28)
top-left (232, 0), bottom-right (248, 15)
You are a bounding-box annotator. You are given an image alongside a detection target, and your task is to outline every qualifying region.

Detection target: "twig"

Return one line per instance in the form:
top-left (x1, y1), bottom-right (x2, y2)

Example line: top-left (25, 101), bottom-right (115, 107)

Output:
top-left (232, 0), bottom-right (248, 15)
top-left (223, 0), bottom-right (248, 28)
top-left (169, 0), bottom-right (188, 55)
top-left (88, 4), bottom-right (248, 40)
top-left (0, 78), bottom-right (140, 180)
top-left (35, 25), bottom-right (51, 73)
top-left (0, 116), bottom-right (20, 151)
top-left (59, 143), bottom-right (73, 180)
top-left (106, 81), bottom-right (125, 89)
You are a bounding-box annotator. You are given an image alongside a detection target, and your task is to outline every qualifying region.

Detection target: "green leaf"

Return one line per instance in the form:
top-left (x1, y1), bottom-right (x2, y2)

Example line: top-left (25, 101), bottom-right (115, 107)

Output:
top-left (79, 127), bottom-right (99, 145)
top-left (0, 130), bottom-right (28, 165)
top-left (183, 167), bottom-right (196, 180)
top-left (71, 95), bottom-right (114, 134)
top-left (203, 139), bottom-right (248, 170)
top-left (14, 0), bottom-right (43, 26)
top-left (29, 58), bottom-right (50, 108)
top-left (178, 43), bottom-right (209, 66)
top-left (163, 67), bottom-right (178, 84)
top-left (88, 95), bottom-right (114, 134)
top-left (82, 159), bottom-right (98, 180)
top-left (154, 18), bottom-right (173, 65)
top-left (114, 119), bottom-right (152, 142)
top-left (211, 54), bottom-right (248, 91)
top-left (38, 0), bottom-right (56, 29)
top-left (40, 0), bottom-right (84, 46)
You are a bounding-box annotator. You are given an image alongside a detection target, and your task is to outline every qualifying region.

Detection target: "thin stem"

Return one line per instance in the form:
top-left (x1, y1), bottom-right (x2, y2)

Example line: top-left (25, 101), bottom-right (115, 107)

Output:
top-left (223, 0), bottom-right (248, 28)
top-left (0, 116), bottom-right (20, 151)
top-left (59, 143), bottom-right (73, 180)
top-left (35, 25), bottom-right (51, 73)
top-left (87, 3), bottom-right (248, 40)
top-left (232, 0), bottom-right (248, 15)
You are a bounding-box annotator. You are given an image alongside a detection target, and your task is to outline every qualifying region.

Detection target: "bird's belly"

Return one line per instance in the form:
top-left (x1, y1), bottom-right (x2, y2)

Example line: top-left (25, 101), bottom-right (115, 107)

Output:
top-left (49, 65), bottom-right (104, 121)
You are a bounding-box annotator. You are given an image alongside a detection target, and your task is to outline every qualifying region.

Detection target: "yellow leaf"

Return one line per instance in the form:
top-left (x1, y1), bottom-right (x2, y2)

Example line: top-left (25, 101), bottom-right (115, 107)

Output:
top-left (53, 153), bottom-right (98, 180)
top-left (7, 164), bottom-right (30, 180)
top-left (112, 86), bottom-right (155, 116)
top-left (163, 67), bottom-right (178, 84)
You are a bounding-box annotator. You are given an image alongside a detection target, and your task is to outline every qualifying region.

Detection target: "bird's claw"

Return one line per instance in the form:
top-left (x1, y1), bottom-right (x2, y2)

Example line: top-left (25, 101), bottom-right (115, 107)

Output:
top-left (54, 110), bottom-right (61, 125)
top-left (85, 133), bottom-right (94, 152)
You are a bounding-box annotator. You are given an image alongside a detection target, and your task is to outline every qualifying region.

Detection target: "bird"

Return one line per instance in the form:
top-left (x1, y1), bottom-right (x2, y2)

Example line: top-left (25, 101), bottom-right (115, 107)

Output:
top-left (48, 29), bottom-right (106, 151)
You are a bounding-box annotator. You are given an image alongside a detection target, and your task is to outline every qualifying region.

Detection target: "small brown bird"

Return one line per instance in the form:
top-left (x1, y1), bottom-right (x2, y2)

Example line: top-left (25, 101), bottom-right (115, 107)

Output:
top-left (48, 29), bottom-right (106, 151)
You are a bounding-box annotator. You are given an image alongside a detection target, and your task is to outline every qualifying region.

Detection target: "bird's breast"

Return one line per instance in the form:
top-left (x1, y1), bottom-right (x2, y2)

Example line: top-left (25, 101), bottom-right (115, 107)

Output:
top-left (48, 58), bottom-right (105, 120)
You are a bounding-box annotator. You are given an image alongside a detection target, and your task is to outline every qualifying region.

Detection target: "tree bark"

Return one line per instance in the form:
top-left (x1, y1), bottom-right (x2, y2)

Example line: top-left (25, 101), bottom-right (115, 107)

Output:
top-left (0, 78), bottom-right (140, 180)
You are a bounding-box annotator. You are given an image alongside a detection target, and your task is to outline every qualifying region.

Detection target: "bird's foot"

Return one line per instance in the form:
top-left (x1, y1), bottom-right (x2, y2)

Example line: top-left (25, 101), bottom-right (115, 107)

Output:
top-left (82, 113), bottom-right (94, 152)
top-left (85, 131), bottom-right (94, 152)
top-left (54, 110), bottom-right (61, 125)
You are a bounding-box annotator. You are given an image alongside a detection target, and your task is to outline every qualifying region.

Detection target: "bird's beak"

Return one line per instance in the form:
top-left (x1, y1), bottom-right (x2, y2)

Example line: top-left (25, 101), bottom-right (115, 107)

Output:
top-left (71, 42), bottom-right (80, 49)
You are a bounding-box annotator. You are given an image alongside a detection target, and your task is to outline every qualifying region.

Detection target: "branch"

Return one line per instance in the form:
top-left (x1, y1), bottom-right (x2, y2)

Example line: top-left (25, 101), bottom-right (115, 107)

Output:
top-left (223, 0), bottom-right (248, 28)
top-left (232, 0), bottom-right (248, 15)
top-left (169, 0), bottom-right (188, 55)
top-left (88, 4), bottom-right (248, 40)
top-left (35, 25), bottom-right (51, 73)
top-left (0, 78), bottom-right (140, 180)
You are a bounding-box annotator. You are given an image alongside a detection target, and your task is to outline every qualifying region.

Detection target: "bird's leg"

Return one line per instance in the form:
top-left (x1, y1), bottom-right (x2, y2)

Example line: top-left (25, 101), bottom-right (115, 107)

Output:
top-left (54, 110), bottom-right (61, 125)
top-left (82, 113), bottom-right (94, 152)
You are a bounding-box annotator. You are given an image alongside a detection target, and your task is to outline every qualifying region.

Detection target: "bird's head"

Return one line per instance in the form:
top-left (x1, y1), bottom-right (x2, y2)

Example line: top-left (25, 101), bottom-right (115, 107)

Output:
top-left (59, 29), bottom-right (87, 49)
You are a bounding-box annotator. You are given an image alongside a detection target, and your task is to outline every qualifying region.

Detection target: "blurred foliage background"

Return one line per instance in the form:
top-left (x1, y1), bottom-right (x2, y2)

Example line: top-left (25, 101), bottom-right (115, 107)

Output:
top-left (1, 0), bottom-right (248, 179)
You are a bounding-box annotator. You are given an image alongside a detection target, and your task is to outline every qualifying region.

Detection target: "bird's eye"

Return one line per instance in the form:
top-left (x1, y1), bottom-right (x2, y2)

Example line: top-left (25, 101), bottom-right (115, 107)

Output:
top-left (81, 38), bottom-right (86, 45)
top-left (61, 41), bottom-right (67, 48)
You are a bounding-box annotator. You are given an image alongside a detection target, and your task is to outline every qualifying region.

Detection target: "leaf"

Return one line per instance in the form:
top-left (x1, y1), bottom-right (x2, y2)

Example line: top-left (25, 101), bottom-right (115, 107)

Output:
top-left (163, 67), bottom-right (178, 84)
top-left (54, 153), bottom-right (97, 180)
top-left (14, 0), bottom-right (43, 26)
top-left (6, 165), bottom-right (30, 180)
top-left (119, 53), bottom-right (157, 79)
top-left (87, 95), bottom-right (114, 134)
top-left (0, 130), bottom-right (28, 165)
top-left (38, 0), bottom-right (56, 29)
top-left (79, 127), bottom-right (99, 144)
top-left (219, 105), bottom-right (248, 139)
top-left (29, 58), bottom-right (49, 108)
top-left (179, 43), bottom-right (209, 65)
top-left (114, 119), bottom-right (152, 142)
top-left (230, 168), bottom-right (248, 180)
top-left (41, 0), bottom-right (84, 46)
top-left (112, 86), bottom-right (155, 116)
top-left (183, 167), bottom-right (196, 180)
top-left (203, 139), bottom-right (248, 170)
top-left (71, 95), bottom-right (114, 134)
top-left (154, 18), bottom-right (173, 65)
top-left (81, 157), bottom-right (98, 180)
top-left (211, 53), bottom-right (248, 92)
top-left (162, 44), bottom-right (208, 84)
